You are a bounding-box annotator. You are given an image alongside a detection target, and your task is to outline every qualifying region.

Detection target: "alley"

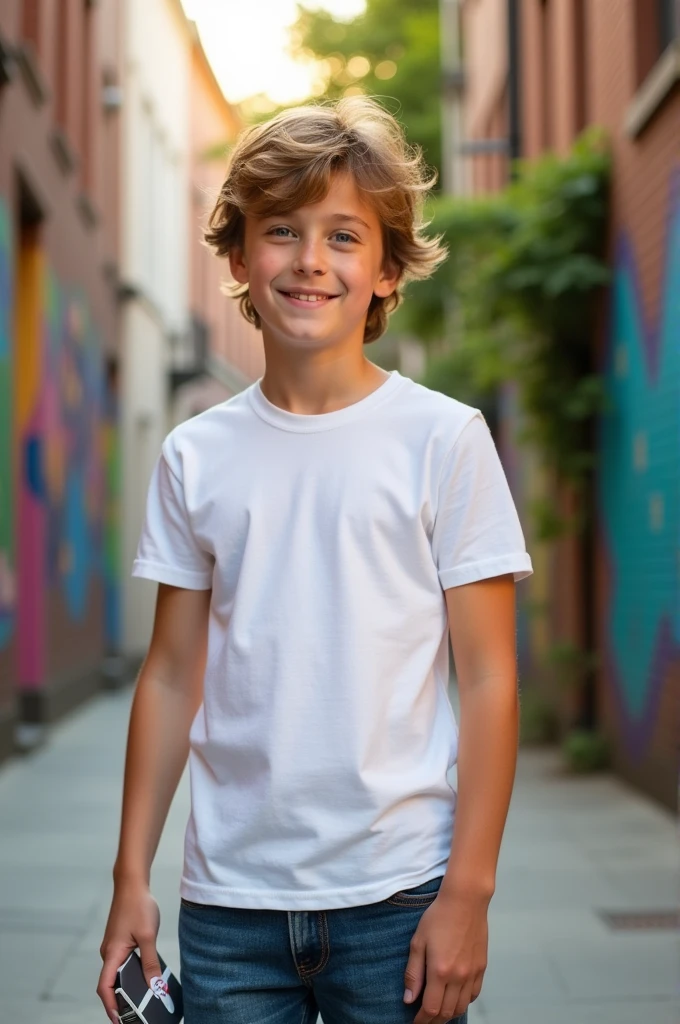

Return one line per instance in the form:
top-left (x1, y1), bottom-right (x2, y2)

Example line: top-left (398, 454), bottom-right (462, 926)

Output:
top-left (0, 686), bottom-right (677, 1024)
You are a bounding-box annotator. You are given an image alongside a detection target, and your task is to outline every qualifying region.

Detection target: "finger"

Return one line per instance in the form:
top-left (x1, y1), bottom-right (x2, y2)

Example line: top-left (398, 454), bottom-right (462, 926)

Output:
top-left (452, 978), bottom-right (475, 1019)
top-left (440, 980), bottom-right (467, 1021)
top-left (413, 976), bottom-right (448, 1024)
top-left (138, 934), bottom-right (163, 990)
top-left (403, 934), bottom-right (426, 1005)
top-left (97, 945), bottom-right (131, 1020)
top-left (469, 968), bottom-right (485, 1002)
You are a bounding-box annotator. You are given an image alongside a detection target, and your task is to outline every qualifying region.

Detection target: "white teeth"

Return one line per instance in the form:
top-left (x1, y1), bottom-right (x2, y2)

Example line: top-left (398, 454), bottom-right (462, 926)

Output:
top-left (287, 293), bottom-right (328, 302)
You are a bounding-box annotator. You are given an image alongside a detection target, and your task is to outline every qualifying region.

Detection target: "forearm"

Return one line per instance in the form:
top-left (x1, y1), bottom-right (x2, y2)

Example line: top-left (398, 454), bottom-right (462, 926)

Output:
top-left (441, 675), bottom-right (519, 898)
top-left (113, 663), bottom-right (200, 886)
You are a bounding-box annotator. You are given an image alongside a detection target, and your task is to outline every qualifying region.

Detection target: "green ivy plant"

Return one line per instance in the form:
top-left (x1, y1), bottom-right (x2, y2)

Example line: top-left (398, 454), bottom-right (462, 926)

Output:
top-left (546, 640), bottom-right (601, 692)
top-left (401, 128), bottom-right (612, 538)
top-left (562, 729), bottom-right (610, 773)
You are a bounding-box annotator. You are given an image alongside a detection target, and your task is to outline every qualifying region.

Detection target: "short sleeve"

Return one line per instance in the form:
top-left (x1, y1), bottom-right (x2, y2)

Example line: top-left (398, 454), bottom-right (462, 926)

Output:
top-left (432, 413), bottom-right (533, 589)
top-left (132, 449), bottom-right (214, 590)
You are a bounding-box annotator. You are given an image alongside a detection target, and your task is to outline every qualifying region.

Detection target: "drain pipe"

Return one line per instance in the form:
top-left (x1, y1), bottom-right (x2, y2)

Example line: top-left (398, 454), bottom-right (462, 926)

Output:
top-left (507, 0), bottom-right (521, 175)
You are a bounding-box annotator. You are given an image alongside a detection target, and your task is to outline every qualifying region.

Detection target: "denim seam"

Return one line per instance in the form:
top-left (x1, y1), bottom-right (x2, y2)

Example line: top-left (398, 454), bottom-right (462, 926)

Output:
top-left (180, 897), bottom-right (210, 910)
top-left (287, 912), bottom-right (306, 985)
top-left (287, 912), bottom-right (325, 985)
top-left (296, 912), bottom-right (330, 979)
top-left (385, 893), bottom-right (439, 908)
top-left (302, 911), bottom-right (330, 978)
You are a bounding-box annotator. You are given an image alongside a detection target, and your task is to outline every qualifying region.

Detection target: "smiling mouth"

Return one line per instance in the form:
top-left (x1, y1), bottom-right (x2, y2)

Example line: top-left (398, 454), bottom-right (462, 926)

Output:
top-left (279, 291), bottom-right (339, 304)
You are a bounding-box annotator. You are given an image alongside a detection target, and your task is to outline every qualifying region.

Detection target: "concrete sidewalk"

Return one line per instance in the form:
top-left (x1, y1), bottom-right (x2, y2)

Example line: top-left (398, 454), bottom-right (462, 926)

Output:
top-left (0, 687), bottom-right (678, 1024)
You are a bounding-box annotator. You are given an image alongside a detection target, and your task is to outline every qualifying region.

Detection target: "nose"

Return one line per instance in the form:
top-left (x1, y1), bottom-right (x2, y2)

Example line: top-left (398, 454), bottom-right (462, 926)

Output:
top-left (292, 236), bottom-right (326, 277)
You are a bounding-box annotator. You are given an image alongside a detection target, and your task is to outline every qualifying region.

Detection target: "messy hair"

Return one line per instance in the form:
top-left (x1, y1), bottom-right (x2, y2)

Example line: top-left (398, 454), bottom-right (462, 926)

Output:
top-left (204, 96), bottom-right (447, 344)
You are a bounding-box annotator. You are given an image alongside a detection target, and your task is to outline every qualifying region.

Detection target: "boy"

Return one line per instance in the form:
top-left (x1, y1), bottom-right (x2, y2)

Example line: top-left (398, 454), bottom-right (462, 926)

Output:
top-left (97, 97), bottom-right (532, 1024)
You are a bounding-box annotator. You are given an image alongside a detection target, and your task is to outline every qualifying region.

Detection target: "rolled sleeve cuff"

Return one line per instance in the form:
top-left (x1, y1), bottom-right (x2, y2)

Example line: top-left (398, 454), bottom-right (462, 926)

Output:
top-left (132, 559), bottom-right (213, 590)
top-left (439, 553), bottom-right (533, 590)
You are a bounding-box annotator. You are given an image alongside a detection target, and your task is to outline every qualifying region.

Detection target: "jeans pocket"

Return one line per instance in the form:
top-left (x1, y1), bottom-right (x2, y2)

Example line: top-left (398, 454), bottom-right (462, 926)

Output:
top-left (180, 897), bottom-right (211, 910)
top-left (385, 876), bottom-right (443, 907)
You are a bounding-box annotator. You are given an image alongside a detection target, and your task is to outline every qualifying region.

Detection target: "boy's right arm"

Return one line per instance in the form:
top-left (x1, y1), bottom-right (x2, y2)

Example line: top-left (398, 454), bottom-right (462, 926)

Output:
top-left (97, 582), bottom-right (211, 1022)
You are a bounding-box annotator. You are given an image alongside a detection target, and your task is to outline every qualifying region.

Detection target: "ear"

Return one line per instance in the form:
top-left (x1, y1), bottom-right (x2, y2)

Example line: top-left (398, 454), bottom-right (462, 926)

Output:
top-left (228, 245), bottom-right (249, 285)
top-left (373, 258), bottom-right (401, 299)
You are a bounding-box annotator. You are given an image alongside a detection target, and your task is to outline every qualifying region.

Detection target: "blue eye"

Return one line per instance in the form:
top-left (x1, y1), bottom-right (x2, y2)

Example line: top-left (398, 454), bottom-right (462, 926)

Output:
top-left (333, 232), bottom-right (355, 243)
top-left (269, 226), bottom-right (294, 237)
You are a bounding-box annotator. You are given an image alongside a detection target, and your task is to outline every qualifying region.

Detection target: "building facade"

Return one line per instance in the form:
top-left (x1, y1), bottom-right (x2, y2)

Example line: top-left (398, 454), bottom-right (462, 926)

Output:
top-left (460, 0), bottom-right (509, 193)
top-left (118, 0), bottom-right (192, 660)
top-left (0, 0), bottom-right (123, 759)
top-left (172, 22), bottom-right (264, 426)
top-left (0, 1), bottom-right (263, 763)
top-left (119, 4), bottom-right (265, 662)
top-left (460, 0), bottom-right (680, 808)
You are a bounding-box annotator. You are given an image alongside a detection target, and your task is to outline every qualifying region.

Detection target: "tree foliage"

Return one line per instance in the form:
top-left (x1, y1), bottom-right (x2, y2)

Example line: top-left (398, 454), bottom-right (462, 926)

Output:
top-left (291, 0), bottom-right (442, 180)
top-left (411, 129), bottom-right (612, 533)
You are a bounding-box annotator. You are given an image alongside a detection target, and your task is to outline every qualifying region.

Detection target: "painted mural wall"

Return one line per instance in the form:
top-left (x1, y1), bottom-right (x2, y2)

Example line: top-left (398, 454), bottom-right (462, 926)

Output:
top-left (0, 201), bottom-right (13, 653)
top-left (0, 194), bottom-right (120, 691)
top-left (498, 170), bottom-right (679, 793)
top-left (598, 171), bottom-right (680, 760)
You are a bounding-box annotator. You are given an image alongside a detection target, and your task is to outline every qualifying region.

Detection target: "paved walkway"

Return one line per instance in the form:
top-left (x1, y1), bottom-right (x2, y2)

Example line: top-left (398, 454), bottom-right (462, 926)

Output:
top-left (0, 686), bottom-right (678, 1024)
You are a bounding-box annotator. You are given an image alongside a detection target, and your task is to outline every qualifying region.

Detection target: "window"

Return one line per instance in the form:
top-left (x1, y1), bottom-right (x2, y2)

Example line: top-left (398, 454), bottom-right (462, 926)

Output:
top-left (626, 0), bottom-right (680, 135)
top-left (635, 0), bottom-right (678, 84)
top-left (658, 0), bottom-right (678, 51)
top-left (22, 0), bottom-right (40, 48)
top-left (16, 0), bottom-right (50, 106)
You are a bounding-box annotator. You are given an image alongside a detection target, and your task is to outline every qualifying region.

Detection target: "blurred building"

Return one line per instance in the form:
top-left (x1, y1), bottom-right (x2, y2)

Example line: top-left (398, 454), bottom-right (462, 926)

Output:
top-left (0, 1), bottom-right (263, 762)
top-left (119, 4), bottom-right (264, 662)
top-left (460, 0), bottom-right (679, 808)
top-left (0, 0), bottom-right (122, 759)
top-left (460, 0), bottom-right (514, 192)
top-left (117, 0), bottom-right (192, 659)
top-left (171, 21), bottom-right (265, 428)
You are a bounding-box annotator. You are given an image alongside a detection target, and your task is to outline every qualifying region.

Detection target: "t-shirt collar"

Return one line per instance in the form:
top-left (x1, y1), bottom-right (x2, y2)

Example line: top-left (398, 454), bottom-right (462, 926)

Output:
top-left (248, 370), bottom-right (404, 433)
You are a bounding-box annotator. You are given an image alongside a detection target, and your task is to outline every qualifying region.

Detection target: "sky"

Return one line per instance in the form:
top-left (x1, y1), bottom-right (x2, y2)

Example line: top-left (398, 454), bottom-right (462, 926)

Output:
top-left (181, 0), bottom-right (367, 106)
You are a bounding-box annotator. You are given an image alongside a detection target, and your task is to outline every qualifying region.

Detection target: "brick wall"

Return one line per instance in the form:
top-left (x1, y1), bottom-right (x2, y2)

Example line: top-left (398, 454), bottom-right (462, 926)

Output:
top-left (0, 0), bottom-right (122, 754)
top-left (517, 0), bottom-right (680, 808)
top-left (461, 0), bottom-right (679, 808)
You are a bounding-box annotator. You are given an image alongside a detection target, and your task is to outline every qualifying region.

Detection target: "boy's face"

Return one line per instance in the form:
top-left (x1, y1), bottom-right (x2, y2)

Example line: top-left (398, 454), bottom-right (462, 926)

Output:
top-left (229, 172), bottom-right (399, 350)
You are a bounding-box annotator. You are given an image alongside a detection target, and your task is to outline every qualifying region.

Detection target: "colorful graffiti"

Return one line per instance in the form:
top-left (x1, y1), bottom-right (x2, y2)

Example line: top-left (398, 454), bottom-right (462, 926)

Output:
top-left (0, 196), bottom-right (120, 679)
top-left (0, 201), bottom-right (14, 649)
top-left (21, 263), bottom-right (114, 685)
top-left (43, 274), bottom-right (105, 617)
top-left (16, 236), bottom-right (46, 685)
top-left (47, 282), bottom-right (122, 676)
top-left (598, 172), bottom-right (680, 757)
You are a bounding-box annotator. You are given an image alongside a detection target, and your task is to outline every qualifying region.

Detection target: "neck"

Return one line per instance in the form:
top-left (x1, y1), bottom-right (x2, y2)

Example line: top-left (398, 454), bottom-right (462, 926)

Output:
top-left (258, 344), bottom-right (390, 416)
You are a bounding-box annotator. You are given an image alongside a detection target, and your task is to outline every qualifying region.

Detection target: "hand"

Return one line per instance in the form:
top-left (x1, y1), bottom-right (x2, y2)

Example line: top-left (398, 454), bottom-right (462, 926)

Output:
top-left (97, 880), bottom-right (162, 1023)
top-left (403, 885), bottom-right (489, 1022)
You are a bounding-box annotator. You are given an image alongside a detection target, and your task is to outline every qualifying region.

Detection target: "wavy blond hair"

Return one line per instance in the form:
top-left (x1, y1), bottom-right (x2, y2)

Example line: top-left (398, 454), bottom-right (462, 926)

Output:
top-left (204, 97), bottom-right (447, 344)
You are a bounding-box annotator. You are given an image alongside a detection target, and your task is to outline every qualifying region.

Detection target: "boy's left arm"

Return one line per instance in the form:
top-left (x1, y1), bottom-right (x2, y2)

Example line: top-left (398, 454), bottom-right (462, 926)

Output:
top-left (405, 574), bottom-right (519, 1023)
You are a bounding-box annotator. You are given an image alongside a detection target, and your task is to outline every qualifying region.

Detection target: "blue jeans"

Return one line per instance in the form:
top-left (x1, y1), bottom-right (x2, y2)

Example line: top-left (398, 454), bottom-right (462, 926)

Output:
top-left (178, 875), bottom-right (468, 1024)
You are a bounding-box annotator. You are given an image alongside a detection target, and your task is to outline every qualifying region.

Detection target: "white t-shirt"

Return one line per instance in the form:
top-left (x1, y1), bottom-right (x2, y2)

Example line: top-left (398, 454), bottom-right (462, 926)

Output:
top-left (133, 369), bottom-right (532, 910)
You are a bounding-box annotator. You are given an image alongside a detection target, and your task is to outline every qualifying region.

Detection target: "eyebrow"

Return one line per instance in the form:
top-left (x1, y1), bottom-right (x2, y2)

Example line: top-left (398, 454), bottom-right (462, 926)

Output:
top-left (260, 211), bottom-right (372, 231)
top-left (330, 214), bottom-right (372, 231)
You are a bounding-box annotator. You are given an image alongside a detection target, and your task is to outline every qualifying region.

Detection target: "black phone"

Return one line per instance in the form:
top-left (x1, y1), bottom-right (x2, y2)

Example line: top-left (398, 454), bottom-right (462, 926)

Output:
top-left (114, 949), bottom-right (184, 1024)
